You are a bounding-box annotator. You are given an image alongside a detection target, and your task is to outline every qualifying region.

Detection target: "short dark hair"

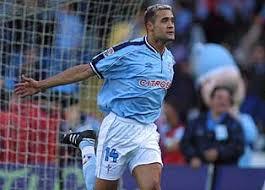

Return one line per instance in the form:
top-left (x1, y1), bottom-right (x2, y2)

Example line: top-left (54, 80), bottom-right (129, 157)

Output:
top-left (144, 4), bottom-right (172, 25)
top-left (210, 86), bottom-right (234, 105)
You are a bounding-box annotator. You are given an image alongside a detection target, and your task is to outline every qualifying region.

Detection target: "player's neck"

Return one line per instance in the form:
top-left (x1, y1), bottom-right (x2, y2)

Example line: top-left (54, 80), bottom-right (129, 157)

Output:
top-left (147, 36), bottom-right (166, 55)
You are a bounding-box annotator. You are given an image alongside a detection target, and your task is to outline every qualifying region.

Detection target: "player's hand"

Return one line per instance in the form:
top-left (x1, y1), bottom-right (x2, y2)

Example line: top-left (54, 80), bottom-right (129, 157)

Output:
top-left (15, 75), bottom-right (41, 97)
top-left (190, 157), bottom-right (201, 169)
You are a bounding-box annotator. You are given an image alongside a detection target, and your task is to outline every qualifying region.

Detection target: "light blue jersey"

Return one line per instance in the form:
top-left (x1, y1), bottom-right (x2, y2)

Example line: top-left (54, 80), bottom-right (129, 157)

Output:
top-left (89, 36), bottom-right (175, 124)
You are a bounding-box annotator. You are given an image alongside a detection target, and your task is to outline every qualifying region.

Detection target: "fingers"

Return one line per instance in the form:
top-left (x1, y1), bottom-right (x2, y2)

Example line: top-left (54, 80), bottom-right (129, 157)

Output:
top-left (14, 76), bottom-right (30, 94)
top-left (14, 83), bottom-right (30, 96)
top-left (15, 89), bottom-right (27, 97)
top-left (21, 75), bottom-right (31, 82)
top-left (14, 83), bottom-right (28, 94)
top-left (15, 82), bottom-right (28, 89)
top-left (14, 87), bottom-right (26, 95)
top-left (14, 88), bottom-right (23, 95)
top-left (14, 88), bottom-right (33, 97)
top-left (14, 75), bottom-right (39, 97)
top-left (15, 76), bottom-right (32, 91)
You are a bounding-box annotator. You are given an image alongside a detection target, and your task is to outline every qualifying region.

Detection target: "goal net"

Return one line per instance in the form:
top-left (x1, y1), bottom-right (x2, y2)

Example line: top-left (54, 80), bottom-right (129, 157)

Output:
top-left (0, 0), bottom-right (144, 189)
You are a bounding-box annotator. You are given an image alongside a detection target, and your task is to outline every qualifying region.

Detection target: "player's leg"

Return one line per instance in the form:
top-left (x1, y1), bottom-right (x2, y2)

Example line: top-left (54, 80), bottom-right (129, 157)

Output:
top-left (94, 112), bottom-right (134, 190)
top-left (62, 128), bottom-right (97, 190)
top-left (128, 123), bottom-right (163, 190)
top-left (133, 163), bottom-right (162, 190)
top-left (79, 140), bottom-right (97, 190)
top-left (94, 178), bottom-right (119, 190)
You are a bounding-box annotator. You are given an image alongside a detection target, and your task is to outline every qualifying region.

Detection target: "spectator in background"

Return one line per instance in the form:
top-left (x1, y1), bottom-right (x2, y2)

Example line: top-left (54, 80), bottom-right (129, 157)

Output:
top-left (240, 56), bottom-right (265, 151)
top-left (190, 43), bottom-right (245, 113)
top-left (181, 86), bottom-right (244, 168)
top-left (246, 43), bottom-right (265, 101)
top-left (159, 101), bottom-right (186, 165)
top-left (234, 9), bottom-right (264, 67)
top-left (107, 2), bottom-right (148, 46)
top-left (196, 0), bottom-right (255, 23)
top-left (47, 3), bottom-right (84, 95)
top-left (234, 4), bottom-right (265, 142)
top-left (54, 4), bottom-right (84, 52)
top-left (168, 0), bottom-right (193, 63)
top-left (0, 46), bottom-right (40, 111)
top-left (173, 0), bottom-right (193, 40)
top-left (1, 46), bottom-right (40, 92)
top-left (195, 0), bottom-right (256, 44)
top-left (188, 18), bottom-right (263, 162)
top-left (0, 94), bottom-right (60, 165)
top-left (189, 40), bottom-right (259, 167)
top-left (231, 110), bottom-right (258, 167)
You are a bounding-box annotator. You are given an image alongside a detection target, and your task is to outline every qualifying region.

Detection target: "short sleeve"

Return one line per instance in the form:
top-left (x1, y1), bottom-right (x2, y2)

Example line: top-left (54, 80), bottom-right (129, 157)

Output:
top-left (89, 47), bottom-right (121, 79)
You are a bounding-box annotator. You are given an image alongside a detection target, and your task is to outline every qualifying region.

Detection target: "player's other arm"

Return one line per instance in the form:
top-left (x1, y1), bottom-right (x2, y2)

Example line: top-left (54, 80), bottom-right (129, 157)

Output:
top-left (15, 64), bottom-right (94, 97)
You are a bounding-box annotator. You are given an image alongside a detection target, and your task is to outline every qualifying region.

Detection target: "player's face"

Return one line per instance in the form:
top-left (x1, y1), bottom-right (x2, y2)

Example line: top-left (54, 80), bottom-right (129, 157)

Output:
top-left (151, 10), bottom-right (175, 42)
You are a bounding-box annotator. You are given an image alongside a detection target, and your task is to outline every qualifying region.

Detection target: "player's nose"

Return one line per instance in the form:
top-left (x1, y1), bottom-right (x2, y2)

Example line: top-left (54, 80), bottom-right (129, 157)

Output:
top-left (168, 22), bottom-right (174, 29)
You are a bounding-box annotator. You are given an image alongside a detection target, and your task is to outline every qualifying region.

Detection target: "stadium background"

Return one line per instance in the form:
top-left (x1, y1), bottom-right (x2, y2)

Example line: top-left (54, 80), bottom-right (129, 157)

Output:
top-left (0, 0), bottom-right (264, 189)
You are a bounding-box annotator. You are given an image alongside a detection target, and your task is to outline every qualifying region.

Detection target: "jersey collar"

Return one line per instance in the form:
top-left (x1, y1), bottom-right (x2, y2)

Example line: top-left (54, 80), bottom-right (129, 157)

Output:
top-left (144, 36), bottom-right (158, 54)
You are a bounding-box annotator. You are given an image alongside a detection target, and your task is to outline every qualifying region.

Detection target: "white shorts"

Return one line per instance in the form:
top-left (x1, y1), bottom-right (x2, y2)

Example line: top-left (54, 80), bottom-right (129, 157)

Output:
top-left (96, 112), bottom-right (162, 180)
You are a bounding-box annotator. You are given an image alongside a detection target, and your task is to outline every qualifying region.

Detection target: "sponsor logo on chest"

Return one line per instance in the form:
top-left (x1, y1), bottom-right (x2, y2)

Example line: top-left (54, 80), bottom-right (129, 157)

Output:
top-left (139, 79), bottom-right (171, 89)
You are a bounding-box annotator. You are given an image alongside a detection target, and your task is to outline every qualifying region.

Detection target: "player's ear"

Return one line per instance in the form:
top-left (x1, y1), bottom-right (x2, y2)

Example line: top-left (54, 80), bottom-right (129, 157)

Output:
top-left (146, 21), bottom-right (154, 32)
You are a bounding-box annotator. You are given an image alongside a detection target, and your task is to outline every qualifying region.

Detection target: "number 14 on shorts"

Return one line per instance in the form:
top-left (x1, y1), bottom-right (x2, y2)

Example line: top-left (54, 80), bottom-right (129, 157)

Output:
top-left (105, 147), bottom-right (119, 163)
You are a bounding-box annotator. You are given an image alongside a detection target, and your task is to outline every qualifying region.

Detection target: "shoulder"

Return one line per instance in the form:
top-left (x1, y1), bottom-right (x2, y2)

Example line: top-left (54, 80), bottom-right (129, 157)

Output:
top-left (165, 48), bottom-right (175, 63)
top-left (111, 37), bottom-right (145, 53)
top-left (165, 48), bottom-right (174, 57)
top-left (91, 37), bottom-right (145, 62)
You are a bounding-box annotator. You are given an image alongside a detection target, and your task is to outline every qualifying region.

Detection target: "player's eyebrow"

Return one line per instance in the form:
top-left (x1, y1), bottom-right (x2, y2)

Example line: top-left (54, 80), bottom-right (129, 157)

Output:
top-left (161, 16), bottom-right (174, 22)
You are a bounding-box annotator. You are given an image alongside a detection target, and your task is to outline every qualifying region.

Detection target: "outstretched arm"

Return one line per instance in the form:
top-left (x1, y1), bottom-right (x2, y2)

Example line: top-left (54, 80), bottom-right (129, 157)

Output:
top-left (15, 64), bottom-right (94, 97)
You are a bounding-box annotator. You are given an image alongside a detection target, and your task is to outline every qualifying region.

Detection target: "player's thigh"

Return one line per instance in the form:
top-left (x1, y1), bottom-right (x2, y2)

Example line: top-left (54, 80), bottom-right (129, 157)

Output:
top-left (129, 127), bottom-right (162, 190)
top-left (96, 112), bottom-right (138, 180)
top-left (95, 178), bottom-right (119, 190)
top-left (133, 163), bottom-right (162, 190)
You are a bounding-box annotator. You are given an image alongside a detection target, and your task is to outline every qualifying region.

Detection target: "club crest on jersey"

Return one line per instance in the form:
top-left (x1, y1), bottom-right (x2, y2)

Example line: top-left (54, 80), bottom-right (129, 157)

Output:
top-left (103, 47), bottom-right (114, 57)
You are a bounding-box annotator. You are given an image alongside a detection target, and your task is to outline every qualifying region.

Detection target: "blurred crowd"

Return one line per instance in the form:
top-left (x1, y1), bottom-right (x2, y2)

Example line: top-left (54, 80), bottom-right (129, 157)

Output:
top-left (0, 0), bottom-right (265, 169)
top-left (154, 0), bottom-right (265, 168)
